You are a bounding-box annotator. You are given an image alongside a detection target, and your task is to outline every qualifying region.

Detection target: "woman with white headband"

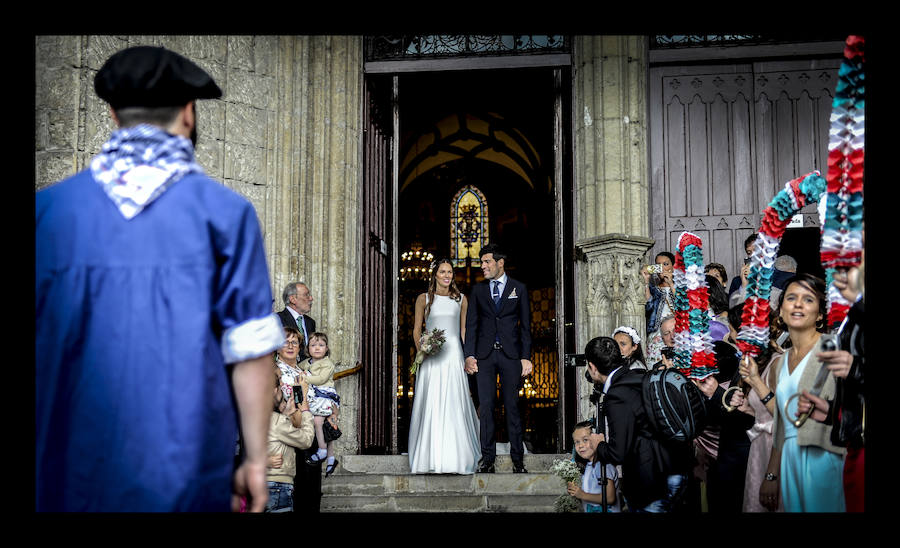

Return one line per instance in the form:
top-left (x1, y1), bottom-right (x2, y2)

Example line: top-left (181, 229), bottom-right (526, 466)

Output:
top-left (611, 326), bottom-right (647, 370)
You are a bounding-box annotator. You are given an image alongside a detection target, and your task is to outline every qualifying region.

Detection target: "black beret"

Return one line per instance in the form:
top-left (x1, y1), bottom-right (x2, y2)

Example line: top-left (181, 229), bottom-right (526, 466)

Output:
top-left (94, 46), bottom-right (222, 109)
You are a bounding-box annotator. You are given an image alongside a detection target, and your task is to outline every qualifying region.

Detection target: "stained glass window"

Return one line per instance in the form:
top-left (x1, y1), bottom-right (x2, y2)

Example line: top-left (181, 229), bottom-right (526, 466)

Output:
top-left (450, 185), bottom-right (488, 268)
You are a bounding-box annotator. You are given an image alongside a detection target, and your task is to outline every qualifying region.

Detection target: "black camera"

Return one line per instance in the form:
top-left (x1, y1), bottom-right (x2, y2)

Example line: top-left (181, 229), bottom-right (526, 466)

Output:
top-left (820, 333), bottom-right (838, 352)
top-left (292, 385), bottom-right (304, 406)
top-left (565, 353), bottom-right (587, 367)
top-left (565, 353), bottom-right (595, 384)
top-left (661, 346), bottom-right (675, 360)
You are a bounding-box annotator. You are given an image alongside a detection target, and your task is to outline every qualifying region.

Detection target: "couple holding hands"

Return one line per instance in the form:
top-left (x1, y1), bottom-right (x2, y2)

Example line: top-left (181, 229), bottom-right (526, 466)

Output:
top-left (407, 244), bottom-right (532, 475)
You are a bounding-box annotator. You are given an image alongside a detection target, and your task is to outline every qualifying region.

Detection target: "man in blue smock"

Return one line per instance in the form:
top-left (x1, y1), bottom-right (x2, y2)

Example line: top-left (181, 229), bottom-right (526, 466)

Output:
top-left (35, 46), bottom-right (284, 511)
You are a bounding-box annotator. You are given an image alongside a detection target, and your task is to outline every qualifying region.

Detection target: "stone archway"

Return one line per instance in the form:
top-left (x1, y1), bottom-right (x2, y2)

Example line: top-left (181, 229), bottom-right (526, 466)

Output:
top-left (400, 111), bottom-right (549, 194)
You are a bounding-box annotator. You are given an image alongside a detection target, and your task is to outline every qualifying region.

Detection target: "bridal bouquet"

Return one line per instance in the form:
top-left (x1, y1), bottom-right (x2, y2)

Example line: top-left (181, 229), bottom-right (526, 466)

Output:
top-left (550, 458), bottom-right (582, 513)
top-left (409, 328), bottom-right (446, 375)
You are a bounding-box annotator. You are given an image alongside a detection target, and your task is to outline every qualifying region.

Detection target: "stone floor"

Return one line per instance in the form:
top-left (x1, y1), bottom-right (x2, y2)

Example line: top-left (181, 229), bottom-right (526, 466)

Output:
top-left (319, 453), bottom-right (570, 513)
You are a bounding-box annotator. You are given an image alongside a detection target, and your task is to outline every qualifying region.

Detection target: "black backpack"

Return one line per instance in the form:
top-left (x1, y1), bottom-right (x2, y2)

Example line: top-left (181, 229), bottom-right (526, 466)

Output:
top-left (641, 366), bottom-right (707, 442)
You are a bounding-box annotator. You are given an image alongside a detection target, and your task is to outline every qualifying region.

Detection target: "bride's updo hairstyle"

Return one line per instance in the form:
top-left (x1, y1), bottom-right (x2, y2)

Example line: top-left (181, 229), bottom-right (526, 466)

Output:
top-left (424, 258), bottom-right (462, 324)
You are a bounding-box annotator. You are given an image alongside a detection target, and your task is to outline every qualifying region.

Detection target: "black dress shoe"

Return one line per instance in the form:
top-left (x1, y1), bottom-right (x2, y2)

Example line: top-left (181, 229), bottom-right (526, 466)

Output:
top-left (478, 460), bottom-right (495, 473)
top-left (512, 460), bottom-right (528, 474)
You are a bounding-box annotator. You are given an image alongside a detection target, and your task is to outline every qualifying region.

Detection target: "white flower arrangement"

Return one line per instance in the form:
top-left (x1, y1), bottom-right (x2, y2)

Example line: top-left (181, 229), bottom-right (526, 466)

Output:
top-left (550, 458), bottom-right (582, 513)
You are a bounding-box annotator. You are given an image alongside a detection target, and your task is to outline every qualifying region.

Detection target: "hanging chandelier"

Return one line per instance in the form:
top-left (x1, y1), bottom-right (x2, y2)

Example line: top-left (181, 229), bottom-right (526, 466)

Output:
top-left (399, 242), bottom-right (434, 281)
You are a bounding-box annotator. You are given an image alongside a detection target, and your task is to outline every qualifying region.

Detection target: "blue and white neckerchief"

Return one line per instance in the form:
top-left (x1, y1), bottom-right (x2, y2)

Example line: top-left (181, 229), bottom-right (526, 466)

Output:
top-left (90, 124), bottom-right (204, 220)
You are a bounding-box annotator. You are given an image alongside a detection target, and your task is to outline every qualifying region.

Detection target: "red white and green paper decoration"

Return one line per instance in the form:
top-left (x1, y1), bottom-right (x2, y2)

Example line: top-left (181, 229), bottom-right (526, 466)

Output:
top-left (820, 35), bottom-right (864, 330)
top-left (673, 231), bottom-right (717, 379)
top-left (736, 171), bottom-right (827, 358)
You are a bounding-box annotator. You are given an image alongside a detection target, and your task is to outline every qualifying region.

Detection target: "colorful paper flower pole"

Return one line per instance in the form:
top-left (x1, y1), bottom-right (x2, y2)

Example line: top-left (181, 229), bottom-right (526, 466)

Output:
top-left (736, 171), bottom-right (827, 359)
top-left (673, 231), bottom-right (717, 380)
top-left (820, 35), bottom-right (864, 330)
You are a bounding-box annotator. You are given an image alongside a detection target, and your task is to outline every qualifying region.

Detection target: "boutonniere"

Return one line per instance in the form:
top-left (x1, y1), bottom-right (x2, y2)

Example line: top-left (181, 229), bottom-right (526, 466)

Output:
top-left (508, 288), bottom-right (518, 299)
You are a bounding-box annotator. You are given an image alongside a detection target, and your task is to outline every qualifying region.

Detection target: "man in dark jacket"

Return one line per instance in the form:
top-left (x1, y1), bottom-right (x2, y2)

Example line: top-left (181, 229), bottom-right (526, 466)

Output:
top-left (586, 336), bottom-right (692, 512)
top-left (696, 341), bottom-right (756, 512)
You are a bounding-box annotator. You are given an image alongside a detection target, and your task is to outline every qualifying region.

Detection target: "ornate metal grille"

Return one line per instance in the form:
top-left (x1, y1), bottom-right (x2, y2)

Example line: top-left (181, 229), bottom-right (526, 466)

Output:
top-left (366, 35), bottom-right (569, 61)
top-left (651, 35), bottom-right (845, 49)
top-left (526, 287), bottom-right (559, 401)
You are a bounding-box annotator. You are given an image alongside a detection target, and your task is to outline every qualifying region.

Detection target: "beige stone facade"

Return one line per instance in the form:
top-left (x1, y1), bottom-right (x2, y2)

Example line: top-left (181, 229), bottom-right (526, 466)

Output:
top-left (35, 34), bottom-right (655, 452)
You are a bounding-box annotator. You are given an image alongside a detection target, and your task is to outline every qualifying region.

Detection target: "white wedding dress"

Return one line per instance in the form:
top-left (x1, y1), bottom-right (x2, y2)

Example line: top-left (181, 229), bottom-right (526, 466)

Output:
top-left (408, 294), bottom-right (482, 474)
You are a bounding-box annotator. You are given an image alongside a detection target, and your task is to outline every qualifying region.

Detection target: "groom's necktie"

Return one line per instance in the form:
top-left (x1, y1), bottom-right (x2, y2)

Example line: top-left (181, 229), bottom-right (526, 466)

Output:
top-left (492, 280), bottom-right (501, 343)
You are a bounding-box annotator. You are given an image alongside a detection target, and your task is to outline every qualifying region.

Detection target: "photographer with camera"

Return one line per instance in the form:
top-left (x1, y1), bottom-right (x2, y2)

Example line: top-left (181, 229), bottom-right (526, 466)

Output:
top-left (583, 336), bottom-right (692, 512)
top-left (727, 234), bottom-right (758, 300)
top-left (643, 252), bottom-right (676, 335)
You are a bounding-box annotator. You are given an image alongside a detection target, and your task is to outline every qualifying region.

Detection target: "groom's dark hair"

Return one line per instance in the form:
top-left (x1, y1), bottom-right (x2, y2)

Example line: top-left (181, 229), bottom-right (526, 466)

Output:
top-left (480, 243), bottom-right (506, 262)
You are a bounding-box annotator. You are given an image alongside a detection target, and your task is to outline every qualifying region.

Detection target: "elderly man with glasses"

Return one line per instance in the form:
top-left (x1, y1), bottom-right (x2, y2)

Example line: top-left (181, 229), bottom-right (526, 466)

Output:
top-left (278, 282), bottom-right (317, 361)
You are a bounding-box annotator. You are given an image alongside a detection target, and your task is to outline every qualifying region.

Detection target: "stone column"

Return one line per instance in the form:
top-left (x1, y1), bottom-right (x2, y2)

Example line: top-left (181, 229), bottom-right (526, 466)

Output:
top-left (267, 35), bottom-right (364, 455)
top-left (572, 36), bottom-right (653, 422)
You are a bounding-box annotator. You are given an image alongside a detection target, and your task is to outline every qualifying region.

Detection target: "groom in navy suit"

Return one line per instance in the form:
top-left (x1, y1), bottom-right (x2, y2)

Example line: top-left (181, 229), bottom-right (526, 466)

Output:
top-left (464, 243), bottom-right (533, 473)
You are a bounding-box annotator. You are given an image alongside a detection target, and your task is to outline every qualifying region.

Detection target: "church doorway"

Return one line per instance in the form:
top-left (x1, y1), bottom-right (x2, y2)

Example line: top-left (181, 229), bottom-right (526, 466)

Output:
top-left (391, 67), bottom-right (571, 455)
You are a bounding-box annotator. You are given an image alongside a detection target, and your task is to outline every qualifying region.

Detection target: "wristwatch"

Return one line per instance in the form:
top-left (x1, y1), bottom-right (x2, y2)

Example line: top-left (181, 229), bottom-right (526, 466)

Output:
top-left (764, 473), bottom-right (778, 481)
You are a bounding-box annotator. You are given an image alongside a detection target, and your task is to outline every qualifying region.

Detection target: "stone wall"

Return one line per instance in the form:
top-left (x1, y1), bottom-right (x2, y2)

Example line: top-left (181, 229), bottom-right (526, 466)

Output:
top-left (572, 36), bottom-right (654, 422)
top-left (35, 35), bottom-right (365, 454)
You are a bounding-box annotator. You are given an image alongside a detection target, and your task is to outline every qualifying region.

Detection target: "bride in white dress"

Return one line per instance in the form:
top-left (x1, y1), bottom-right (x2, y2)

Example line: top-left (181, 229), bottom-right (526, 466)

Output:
top-left (408, 259), bottom-right (482, 474)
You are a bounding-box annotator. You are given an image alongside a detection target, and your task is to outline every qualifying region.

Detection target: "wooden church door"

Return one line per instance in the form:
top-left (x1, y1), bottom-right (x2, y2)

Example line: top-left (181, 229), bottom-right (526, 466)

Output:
top-left (649, 56), bottom-right (841, 283)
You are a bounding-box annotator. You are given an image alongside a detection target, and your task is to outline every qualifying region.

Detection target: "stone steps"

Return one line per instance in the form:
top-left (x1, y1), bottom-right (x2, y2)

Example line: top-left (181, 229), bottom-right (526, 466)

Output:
top-left (320, 454), bottom-right (571, 513)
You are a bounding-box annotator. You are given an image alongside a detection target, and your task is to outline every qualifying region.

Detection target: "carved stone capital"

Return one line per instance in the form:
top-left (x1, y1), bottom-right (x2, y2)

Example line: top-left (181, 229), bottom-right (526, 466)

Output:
top-left (576, 233), bottom-right (656, 260)
top-left (574, 233), bottom-right (655, 422)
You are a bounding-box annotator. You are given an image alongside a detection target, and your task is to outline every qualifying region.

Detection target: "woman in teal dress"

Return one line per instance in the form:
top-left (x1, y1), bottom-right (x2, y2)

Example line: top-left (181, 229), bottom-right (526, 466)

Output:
top-left (759, 274), bottom-right (845, 512)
